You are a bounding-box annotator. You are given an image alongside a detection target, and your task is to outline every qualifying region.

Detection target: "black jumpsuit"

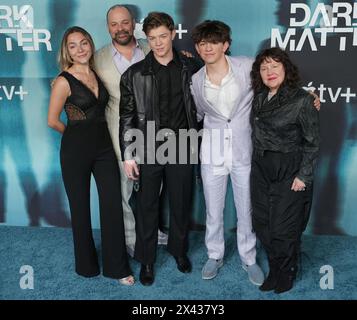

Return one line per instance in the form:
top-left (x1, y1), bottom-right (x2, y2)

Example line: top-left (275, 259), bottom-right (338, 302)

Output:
top-left (59, 71), bottom-right (131, 279)
top-left (251, 87), bottom-right (319, 278)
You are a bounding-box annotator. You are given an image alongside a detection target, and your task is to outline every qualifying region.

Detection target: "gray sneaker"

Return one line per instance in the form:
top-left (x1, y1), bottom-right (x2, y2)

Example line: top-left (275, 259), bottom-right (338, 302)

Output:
top-left (158, 230), bottom-right (168, 245)
top-left (242, 263), bottom-right (265, 286)
top-left (202, 258), bottom-right (224, 280)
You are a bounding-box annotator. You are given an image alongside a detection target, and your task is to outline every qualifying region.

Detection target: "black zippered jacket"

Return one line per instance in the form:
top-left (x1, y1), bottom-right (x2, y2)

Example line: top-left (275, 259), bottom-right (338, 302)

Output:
top-left (251, 86), bottom-right (320, 185)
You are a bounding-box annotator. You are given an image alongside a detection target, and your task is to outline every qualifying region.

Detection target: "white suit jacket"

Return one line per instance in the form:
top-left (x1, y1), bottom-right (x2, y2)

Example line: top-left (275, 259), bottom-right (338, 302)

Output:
top-left (191, 56), bottom-right (254, 167)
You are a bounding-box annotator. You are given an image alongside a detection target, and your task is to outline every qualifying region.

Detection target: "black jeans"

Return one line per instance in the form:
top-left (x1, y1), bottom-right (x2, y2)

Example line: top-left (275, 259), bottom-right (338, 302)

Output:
top-left (60, 120), bottom-right (131, 279)
top-left (251, 151), bottom-right (313, 273)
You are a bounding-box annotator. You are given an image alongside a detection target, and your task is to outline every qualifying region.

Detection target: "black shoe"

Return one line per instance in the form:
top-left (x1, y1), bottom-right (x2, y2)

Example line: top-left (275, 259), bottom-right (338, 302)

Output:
top-left (274, 267), bottom-right (297, 294)
top-left (259, 261), bottom-right (280, 292)
top-left (174, 255), bottom-right (192, 273)
top-left (139, 264), bottom-right (154, 286)
top-left (259, 270), bottom-right (279, 291)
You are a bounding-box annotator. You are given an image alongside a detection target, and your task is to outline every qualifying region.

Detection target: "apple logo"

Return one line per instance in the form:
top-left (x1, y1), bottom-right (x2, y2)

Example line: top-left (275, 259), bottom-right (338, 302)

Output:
top-left (303, 81), bottom-right (316, 93)
top-left (134, 20), bottom-right (146, 39)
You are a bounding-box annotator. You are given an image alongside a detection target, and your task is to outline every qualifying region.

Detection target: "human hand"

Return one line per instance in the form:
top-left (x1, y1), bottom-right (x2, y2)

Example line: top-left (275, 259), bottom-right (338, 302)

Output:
top-left (180, 50), bottom-right (194, 58)
top-left (124, 160), bottom-right (139, 180)
top-left (291, 177), bottom-right (306, 192)
top-left (309, 91), bottom-right (321, 111)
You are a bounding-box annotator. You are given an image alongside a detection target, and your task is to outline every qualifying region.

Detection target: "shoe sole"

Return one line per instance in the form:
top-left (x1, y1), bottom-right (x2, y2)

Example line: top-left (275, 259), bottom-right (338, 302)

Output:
top-left (202, 260), bottom-right (224, 280)
top-left (140, 280), bottom-right (154, 286)
top-left (242, 265), bottom-right (264, 286)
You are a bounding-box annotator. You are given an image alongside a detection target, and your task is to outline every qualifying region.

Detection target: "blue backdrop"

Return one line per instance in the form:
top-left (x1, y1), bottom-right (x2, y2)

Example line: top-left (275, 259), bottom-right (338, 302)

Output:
top-left (1, 0), bottom-right (356, 235)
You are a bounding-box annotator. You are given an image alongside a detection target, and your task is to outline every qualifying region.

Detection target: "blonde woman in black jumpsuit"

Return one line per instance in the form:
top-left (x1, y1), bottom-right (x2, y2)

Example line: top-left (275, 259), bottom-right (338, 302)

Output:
top-left (48, 26), bottom-right (134, 285)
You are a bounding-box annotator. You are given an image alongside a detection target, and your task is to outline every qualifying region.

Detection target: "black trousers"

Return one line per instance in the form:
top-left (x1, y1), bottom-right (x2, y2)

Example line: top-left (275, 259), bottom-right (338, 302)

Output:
top-left (134, 160), bottom-right (193, 264)
top-left (60, 121), bottom-right (131, 279)
top-left (251, 151), bottom-right (312, 273)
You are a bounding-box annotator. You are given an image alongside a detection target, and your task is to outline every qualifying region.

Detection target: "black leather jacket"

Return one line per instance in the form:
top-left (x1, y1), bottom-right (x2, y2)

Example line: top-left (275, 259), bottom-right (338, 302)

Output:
top-left (251, 86), bottom-right (320, 185)
top-left (119, 50), bottom-right (202, 160)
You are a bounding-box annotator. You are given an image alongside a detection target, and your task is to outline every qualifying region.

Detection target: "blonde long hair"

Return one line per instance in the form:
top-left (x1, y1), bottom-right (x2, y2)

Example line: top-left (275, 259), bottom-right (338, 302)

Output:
top-left (58, 26), bottom-right (95, 71)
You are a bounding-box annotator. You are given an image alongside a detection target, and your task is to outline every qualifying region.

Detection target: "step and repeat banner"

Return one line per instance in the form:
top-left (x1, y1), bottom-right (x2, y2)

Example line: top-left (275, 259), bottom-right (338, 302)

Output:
top-left (1, 0), bottom-right (356, 235)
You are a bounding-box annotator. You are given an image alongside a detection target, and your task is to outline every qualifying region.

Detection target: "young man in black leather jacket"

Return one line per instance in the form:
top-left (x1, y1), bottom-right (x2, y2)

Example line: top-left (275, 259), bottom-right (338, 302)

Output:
top-left (119, 11), bottom-right (202, 286)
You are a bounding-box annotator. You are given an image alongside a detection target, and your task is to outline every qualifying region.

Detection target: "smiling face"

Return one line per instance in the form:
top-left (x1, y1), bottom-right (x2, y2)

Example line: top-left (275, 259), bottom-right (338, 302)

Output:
top-left (195, 40), bottom-right (229, 65)
top-left (107, 6), bottom-right (135, 46)
top-left (260, 57), bottom-right (286, 94)
top-left (66, 31), bottom-right (93, 65)
top-left (146, 25), bottom-right (175, 59)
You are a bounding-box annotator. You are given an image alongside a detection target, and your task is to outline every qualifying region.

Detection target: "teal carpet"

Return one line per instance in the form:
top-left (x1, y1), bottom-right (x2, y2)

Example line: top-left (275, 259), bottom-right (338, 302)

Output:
top-left (0, 226), bottom-right (356, 300)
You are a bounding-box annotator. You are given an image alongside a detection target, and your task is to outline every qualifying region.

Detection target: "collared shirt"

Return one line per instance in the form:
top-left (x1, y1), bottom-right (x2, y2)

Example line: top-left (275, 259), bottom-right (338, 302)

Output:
top-left (204, 58), bottom-right (239, 118)
top-left (112, 39), bottom-right (145, 75)
top-left (152, 51), bottom-right (188, 131)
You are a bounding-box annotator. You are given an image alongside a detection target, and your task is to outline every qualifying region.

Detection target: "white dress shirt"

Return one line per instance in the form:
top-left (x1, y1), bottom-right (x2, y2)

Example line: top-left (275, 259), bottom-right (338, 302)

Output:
top-left (204, 59), bottom-right (239, 119)
top-left (112, 40), bottom-right (145, 75)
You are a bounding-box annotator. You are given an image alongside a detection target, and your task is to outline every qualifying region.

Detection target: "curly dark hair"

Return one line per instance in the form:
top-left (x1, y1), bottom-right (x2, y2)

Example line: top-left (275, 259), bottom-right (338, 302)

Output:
top-left (191, 20), bottom-right (232, 55)
top-left (251, 47), bottom-right (301, 95)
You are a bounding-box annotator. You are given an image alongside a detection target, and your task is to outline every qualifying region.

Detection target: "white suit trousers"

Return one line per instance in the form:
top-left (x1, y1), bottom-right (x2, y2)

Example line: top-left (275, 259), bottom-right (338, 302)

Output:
top-left (201, 162), bottom-right (256, 266)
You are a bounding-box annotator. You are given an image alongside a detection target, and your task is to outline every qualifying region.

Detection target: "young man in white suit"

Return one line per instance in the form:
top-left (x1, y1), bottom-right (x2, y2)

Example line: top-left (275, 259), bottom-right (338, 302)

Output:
top-left (190, 20), bottom-right (320, 286)
top-left (190, 20), bottom-right (265, 285)
top-left (94, 5), bottom-right (168, 256)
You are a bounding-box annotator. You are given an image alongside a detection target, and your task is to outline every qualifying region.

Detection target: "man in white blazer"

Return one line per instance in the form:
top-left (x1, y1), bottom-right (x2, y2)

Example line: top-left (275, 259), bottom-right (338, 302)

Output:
top-left (94, 5), bottom-right (167, 256)
top-left (190, 20), bottom-right (265, 285)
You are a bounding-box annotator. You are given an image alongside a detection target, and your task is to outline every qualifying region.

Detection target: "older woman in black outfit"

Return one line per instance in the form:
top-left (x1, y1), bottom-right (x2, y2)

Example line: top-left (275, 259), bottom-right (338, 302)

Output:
top-left (250, 47), bottom-right (320, 293)
top-left (48, 26), bottom-right (134, 285)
